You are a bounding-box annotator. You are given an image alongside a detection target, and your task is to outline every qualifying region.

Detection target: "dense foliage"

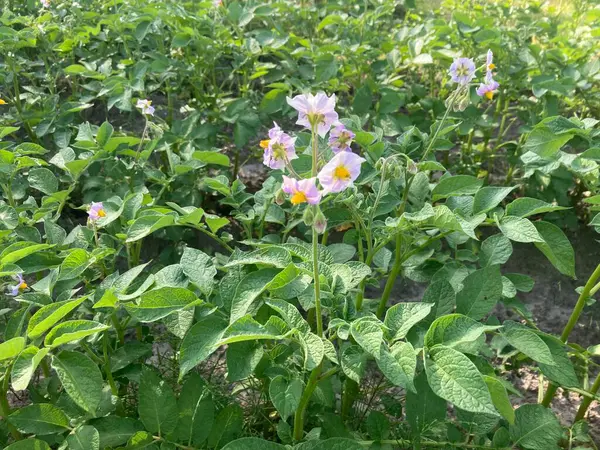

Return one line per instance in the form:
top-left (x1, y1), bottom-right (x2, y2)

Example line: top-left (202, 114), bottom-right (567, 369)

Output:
top-left (1, 0), bottom-right (600, 449)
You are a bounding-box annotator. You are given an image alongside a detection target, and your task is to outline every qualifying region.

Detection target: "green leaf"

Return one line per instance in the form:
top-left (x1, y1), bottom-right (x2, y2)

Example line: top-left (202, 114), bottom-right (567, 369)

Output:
top-left (483, 376), bottom-right (515, 424)
top-left (269, 376), bottom-right (303, 420)
top-left (405, 371), bottom-right (447, 434)
top-left (28, 168), bottom-right (58, 194)
top-left (224, 247), bottom-right (292, 269)
top-left (110, 342), bottom-right (153, 372)
top-left (90, 417), bottom-right (144, 448)
top-left (226, 341), bottom-right (264, 381)
top-left (204, 213), bottom-right (229, 233)
top-left (265, 297), bottom-right (310, 333)
top-left (505, 197), bottom-right (569, 218)
top-left (341, 345), bottom-right (367, 383)
top-left (505, 273), bottom-right (535, 292)
top-left (266, 264), bottom-right (311, 300)
top-left (472, 186), bottom-right (515, 214)
top-left (298, 331), bottom-right (324, 370)
top-left (138, 366), bottom-right (178, 436)
top-left (52, 351), bottom-right (104, 413)
top-left (498, 216), bottom-right (544, 243)
top-left (509, 404), bottom-right (562, 450)
top-left (219, 315), bottom-right (284, 345)
top-left (5, 439), bottom-right (51, 450)
top-left (533, 221), bottom-right (575, 278)
top-left (58, 248), bottom-right (92, 281)
top-left (294, 438), bottom-right (365, 450)
top-left (44, 320), bottom-right (109, 347)
top-left (126, 215), bottom-right (176, 243)
top-left (455, 266), bottom-right (503, 320)
top-left (125, 287), bottom-right (199, 322)
top-left (66, 425), bottom-right (100, 450)
top-left (222, 438), bottom-right (286, 450)
top-left (523, 126), bottom-right (573, 158)
top-left (384, 302), bottom-right (433, 340)
top-left (192, 151), bottom-right (230, 167)
top-left (179, 314), bottom-right (228, 379)
top-left (366, 411), bottom-right (390, 440)
top-left (0, 336), bottom-right (25, 361)
top-left (27, 297), bottom-right (86, 338)
top-left (8, 403), bottom-right (70, 434)
top-left (480, 234), bottom-right (513, 267)
top-left (1, 243), bottom-right (54, 265)
top-left (180, 247), bottom-right (216, 295)
top-left (425, 314), bottom-right (498, 349)
top-left (432, 175), bottom-right (483, 200)
top-left (174, 373), bottom-right (214, 446)
top-left (376, 341), bottom-right (416, 392)
top-left (12, 346), bottom-right (50, 391)
top-left (230, 268), bottom-right (280, 324)
top-left (426, 345), bottom-right (498, 415)
top-left (537, 336), bottom-right (579, 388)
top-left (422, 279), bottom-right (456, 318)
top-left (353, 84), bottom-right (373, 115)
top-left (501, 321), bottom-right (554, 365)
top-left (206, 404), bottom-right (243, 448)
top-left (96, 121), bottom-right (114, 147)
top-left (350, 317), bottom-right (384, 356)
top-left (327, 243), bottom-right (356, 263)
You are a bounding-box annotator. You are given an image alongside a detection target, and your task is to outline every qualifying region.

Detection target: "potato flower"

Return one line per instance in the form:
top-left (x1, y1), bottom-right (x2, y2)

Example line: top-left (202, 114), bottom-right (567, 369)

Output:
top-left (281, 176), bottom-right (321, 205)
top-left (317, 151), bottom-right (365, 194)
top-left (286, 92), bottom-right (338, 137)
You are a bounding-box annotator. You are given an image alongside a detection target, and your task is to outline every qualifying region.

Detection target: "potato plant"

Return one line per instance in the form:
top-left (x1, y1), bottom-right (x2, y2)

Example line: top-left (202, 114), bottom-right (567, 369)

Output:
top-left (1, 1), bottom-right (600, 450)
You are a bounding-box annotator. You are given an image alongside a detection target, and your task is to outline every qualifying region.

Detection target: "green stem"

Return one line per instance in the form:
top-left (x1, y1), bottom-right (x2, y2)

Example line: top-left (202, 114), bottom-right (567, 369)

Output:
top-left (1, 364), bottom-right (23, 441)
top-left (111, 312), bottom-right (125, 346)
top-left (575, 373), bottom-right (600, 422)
top-left (376, 232), bottom-right (402, 319)
top-left (312, 226), bottom-right (322, 337)
top-left (135, 117), bottom-right (149, 161)
top-left (293, 364), bottom-right (322, 441)
top-left (181, 224), bottom-right (233, 253)
top-left (103, 333), bottom-right (118, 396)
top-left (542, 263), bottom-right (600, 407)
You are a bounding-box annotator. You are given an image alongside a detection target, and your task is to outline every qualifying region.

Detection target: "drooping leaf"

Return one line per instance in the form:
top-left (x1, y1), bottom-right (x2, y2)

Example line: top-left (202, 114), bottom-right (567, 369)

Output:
top-left (479, 234), bottom-right (513, 267)
top-left (376, 341), bottom-right (416, 392)
top-left (138, 366), bottom-right (178, 436)
top-left (483, 376), bottom-right (515, 424)
top-left (179, 314), bottom-right (228, 379)
top-left (52, 351), bottom-right (104, 413)
top-left (180, 247), bottom-right (216, 296)
top-left (533, 221), bottom-right (576, 278)
top-left (455, 265), bottom-right (503, 319)
top-left (509, 404), bottom-right (562, 450)
top-left (8, 403), bottom-right (70, 434)
top-left (269, 376), bottom-right (304, 420)
top-left (12, 346), bottom-right (50, 391)
top-left (501, 321), bottom-right (555, 365)
top-left (206, 404), bottom-right (243, 448)
top-left (174, 373), bottom-right (214, 446)
top-left (384, 303), bottom-right (433, 341)
top-left (66, 425), bottom-right (100, 450)
top-left (44, 320), bottom-right (109, 347)
top-left (426, 345), bottom-right (498, 416)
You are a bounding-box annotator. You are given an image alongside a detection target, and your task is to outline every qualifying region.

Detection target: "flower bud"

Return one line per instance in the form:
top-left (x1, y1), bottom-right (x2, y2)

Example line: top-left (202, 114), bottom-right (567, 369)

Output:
top-left (275, 189), bottom-right (286, 206)
top-left (303, 206), bottom-right (314, 226)
top-left (406, 159), bottom-right (418, 175)
top-left (313, 208), bottom-right (327, 234)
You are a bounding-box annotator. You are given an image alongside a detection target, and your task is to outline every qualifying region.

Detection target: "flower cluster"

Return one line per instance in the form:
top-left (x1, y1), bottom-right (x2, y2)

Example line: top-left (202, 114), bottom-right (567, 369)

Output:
top-left (447, 49), bottom-right (500, 110)
top-left (259, 92), bottom-right (365, 231)
top-left (476, 50), bottom-right (500, 100)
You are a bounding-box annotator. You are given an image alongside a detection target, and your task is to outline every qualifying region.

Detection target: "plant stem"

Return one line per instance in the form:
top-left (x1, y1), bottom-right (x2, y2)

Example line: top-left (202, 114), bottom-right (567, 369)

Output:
top-left (103, 333), bottom-right (118, 396)
top-left (574, 372), bottom-right (600, 422)
top-left (135, 117), bottom-right (149, 161)
top-left (293, 363), bottom-right (321, 441)
top-left (542, 263), bottom-right (600, 406)
top-left (1, 364), bottom-right (22, 441)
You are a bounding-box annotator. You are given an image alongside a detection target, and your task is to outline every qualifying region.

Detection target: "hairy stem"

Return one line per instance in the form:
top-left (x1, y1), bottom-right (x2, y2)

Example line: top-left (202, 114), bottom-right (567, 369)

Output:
top-left (575, 372), bottom-right (600, 422)
top-left (293, 364), bottom-right (321, 441)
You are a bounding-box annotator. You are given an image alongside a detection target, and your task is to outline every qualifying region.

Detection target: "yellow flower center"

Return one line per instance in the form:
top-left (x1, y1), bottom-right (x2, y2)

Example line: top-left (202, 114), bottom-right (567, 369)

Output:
top-left (19, 282), bottom-right (27, 290)
top-left (291, 191), bottom-right (308, 205)
top-left (260, 139), bottom-right (270, 149)
top-left (0, 99), bottom-right (6, 105)
top-left (488, 63), bottom-right (496, 70)
top-left (333, 165), bottom-right (351, 181)
top-left (485, 91), bottom-right (494, 100)
top-left (272, 143), bottom-right (286, 160)
top-left (98, 209), bottom-right (106, 217)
